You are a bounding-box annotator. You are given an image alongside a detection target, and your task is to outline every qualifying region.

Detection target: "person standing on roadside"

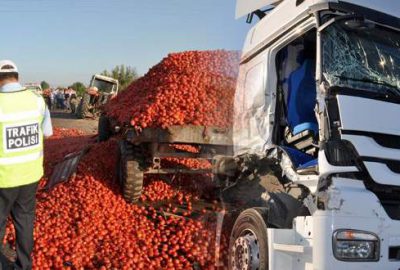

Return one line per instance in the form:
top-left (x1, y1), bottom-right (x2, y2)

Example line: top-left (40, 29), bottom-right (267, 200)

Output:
top-left (64, 88), bottom-right (70, 111)
top-left (49, 89), bottom-right (55, 110)
top-left (52, 88), bottom-right (59, 108)
top-left (43, 88), bottom-right (52, 111)
top-left (56, 89), bottom-right (64, 109)
top-left (0, 60), bottom-right (53, 270)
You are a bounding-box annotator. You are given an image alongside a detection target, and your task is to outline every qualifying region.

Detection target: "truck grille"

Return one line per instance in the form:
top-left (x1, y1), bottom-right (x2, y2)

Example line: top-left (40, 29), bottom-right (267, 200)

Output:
top-left (339, 131), bottom-right (400, 221)
top-left (362, 171), bottom-right (400, 221)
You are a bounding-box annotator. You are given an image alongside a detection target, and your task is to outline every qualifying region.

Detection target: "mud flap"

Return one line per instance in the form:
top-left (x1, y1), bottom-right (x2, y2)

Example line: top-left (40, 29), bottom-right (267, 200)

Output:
top-left (43, 146), bottom-right (91, 191)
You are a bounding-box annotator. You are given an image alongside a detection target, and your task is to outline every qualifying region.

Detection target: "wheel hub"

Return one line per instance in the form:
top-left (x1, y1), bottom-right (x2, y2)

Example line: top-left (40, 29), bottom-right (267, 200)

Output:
top-left (231, 231), bottom-right (260, 270)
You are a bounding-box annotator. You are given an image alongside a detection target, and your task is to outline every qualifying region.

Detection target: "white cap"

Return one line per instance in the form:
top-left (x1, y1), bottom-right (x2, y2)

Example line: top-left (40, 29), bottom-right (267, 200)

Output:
top-left (0, 60), bottom-right (18, 73)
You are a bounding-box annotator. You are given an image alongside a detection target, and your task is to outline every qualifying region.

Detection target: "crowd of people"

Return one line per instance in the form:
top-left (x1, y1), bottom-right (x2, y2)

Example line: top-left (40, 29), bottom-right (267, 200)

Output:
top-left (42, 87), bottom-right (79, 112)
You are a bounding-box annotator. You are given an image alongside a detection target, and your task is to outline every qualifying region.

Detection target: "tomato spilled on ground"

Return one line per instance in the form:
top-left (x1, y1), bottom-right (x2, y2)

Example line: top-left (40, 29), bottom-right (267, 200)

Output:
top-left (3, 128), bottom-right (223, 270)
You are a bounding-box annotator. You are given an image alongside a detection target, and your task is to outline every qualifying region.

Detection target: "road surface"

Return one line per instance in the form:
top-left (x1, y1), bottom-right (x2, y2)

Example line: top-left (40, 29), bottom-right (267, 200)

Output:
top-left (50, 109), bottom-right (98, 134)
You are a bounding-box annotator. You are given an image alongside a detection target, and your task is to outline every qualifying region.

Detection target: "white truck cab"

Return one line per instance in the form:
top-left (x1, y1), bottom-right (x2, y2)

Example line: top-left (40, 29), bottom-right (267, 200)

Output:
top-left (221, 1), bottom-right (400, 269)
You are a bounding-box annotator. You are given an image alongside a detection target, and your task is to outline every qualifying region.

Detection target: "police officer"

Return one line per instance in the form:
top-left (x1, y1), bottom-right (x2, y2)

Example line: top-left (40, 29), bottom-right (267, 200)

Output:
top-left (0, 60), bottom-right (53, 270)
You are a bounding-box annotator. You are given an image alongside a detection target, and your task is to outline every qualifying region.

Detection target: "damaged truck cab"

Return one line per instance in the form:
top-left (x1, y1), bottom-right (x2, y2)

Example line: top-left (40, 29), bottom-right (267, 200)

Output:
top-left (222, 0), bottom-right (400, 269)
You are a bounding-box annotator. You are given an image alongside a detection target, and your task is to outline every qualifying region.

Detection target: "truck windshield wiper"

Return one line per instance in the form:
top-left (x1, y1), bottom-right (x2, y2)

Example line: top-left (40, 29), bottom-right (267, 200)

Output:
top-left (334, 75), bottom-right (400, 96)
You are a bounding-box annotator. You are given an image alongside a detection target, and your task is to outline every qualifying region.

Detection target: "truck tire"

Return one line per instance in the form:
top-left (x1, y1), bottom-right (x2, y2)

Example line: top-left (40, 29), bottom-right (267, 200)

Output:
top-left (98, 115), bottom-right (111, 142)
top-left (228, 208), bottom-right (269, 270)
top-left (76, 94), bottom-right (90, 119)
top-left (118, 141), bottom-right (143, 203)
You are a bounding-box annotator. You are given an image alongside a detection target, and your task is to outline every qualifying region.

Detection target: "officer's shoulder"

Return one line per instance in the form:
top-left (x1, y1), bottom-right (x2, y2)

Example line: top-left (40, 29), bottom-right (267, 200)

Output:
top-left (27, 89), bottom-right (42, 98)
top-left (26, 90), bottom-right (46, 103)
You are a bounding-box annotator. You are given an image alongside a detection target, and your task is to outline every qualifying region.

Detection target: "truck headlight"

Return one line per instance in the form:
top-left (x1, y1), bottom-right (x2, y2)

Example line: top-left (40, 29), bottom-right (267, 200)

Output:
top-left (333, 230), bottom-right (380, 261)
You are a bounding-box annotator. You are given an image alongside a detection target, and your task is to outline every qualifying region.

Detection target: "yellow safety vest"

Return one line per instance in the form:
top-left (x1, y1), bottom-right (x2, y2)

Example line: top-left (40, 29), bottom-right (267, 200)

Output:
top-left (0, 90), bottom-right (45, 188)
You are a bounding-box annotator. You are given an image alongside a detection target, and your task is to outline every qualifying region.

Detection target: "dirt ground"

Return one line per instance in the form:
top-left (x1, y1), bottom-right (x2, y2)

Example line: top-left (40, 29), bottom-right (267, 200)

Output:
top-left (50, 109), bottom-right (98, 135)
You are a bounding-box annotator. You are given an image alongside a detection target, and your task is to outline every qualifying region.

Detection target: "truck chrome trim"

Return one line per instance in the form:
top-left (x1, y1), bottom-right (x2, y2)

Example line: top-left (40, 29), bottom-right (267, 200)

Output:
top-left (341, 130), bottom-right (400, 149)
top-left (342, 135), bottom-right (400, 161)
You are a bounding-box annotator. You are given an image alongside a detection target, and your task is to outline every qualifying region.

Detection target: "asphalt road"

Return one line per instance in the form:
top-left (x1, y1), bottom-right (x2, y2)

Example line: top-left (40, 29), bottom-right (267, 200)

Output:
top-left (50, 109), bottom-right (98, 135)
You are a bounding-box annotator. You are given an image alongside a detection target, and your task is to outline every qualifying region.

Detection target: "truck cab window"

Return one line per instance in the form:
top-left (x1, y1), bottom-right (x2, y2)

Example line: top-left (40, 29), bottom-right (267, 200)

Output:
top-left (275, 30), bottom-right (318, 171)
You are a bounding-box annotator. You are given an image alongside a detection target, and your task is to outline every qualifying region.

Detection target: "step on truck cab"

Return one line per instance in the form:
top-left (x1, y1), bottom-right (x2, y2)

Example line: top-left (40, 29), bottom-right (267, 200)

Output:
top-left (219, 0), bottom-right (400, 269)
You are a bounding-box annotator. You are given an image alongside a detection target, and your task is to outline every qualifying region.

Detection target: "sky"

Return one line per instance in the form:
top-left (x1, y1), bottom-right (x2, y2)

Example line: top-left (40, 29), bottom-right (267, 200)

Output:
top-left (0, 0), bottom-right (250, 86)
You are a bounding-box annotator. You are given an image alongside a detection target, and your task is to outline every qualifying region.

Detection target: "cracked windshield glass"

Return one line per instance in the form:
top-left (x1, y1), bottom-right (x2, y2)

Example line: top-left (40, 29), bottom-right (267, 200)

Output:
top-left (322, 19), bottom-right (400, 95)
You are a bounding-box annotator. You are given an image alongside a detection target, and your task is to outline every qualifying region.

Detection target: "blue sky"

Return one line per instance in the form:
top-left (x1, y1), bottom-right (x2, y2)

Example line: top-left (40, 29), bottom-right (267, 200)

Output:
top-left (0, 0), bottom-right (249, 86)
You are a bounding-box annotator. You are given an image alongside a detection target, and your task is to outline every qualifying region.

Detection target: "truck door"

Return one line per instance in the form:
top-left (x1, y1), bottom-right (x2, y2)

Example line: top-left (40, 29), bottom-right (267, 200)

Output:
top-left (233, 53), bottom-right (270, 156)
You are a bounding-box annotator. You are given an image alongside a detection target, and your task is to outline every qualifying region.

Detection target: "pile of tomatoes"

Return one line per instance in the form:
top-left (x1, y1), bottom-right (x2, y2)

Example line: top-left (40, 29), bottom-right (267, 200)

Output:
top-left (104, 50), bottom-right (240, 129)
top-left (4, 50), bottom-right (241, 268)
top-left (3, 128), bottom-right (222, 269)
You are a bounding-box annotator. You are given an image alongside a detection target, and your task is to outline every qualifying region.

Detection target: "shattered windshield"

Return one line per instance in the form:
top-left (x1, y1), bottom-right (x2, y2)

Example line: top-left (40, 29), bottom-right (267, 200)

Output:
top-left (322, 20), bottom-right (400, 96)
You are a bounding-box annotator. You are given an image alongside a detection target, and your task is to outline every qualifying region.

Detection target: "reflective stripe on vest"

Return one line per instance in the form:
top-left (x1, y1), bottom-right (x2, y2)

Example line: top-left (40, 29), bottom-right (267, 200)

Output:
top-left (0, 90), bottom-right (45, 188)
top-left (0, 110), bottom-right (41, 122)
top-left (0, 151), bottom-right (43, 165)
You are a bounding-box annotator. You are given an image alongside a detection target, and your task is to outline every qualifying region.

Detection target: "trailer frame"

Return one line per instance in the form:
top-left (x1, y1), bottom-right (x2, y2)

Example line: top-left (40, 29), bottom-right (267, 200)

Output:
top-left (117, 125), bottom-right (233, 202)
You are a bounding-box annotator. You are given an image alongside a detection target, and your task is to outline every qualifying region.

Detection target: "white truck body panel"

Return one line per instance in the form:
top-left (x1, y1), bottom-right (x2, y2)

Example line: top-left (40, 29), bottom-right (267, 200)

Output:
top-left (234, 0), bottom-right (400, 156)
top-left (364, 162), bottom-right (400, 186)
top-left (241, 0), bottom-right (325, 59)
top-left (338, 95), bottom-right (400, 136)
top-left (342, 134), bottom-right (400, 161)
top-left (268, 179), bottom-right (400, 269)
top-left (338, 95), bottom-right (400, 187)
top-left (233, 17), bottom-right (316, 155)
top-left (236, 0), bottom-right (400, 22)
top-left (232, 0), bottom-right (400, 269)
top-left (240, 0), bottom-right (400, 60)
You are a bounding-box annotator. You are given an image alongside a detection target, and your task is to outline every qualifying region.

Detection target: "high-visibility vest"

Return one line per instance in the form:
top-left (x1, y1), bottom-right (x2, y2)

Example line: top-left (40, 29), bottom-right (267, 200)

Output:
top-left (0, 89), bottom-right (45, 188)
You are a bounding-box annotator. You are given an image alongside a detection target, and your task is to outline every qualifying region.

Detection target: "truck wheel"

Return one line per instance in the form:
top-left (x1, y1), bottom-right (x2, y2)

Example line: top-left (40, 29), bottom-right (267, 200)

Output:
top-left (98, 115), bottom-right (111, 142)
top-left (229, 208), bottom-right (269, 270)
top-left (77, 94), bottom-right (90, 119)
top-left (118, 141), bottom-right (143, 203)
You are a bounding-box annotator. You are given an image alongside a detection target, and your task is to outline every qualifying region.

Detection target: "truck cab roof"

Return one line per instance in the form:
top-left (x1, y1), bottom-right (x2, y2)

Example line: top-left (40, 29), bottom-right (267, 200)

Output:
top-left (240, 0), bottom-right (400, 61)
